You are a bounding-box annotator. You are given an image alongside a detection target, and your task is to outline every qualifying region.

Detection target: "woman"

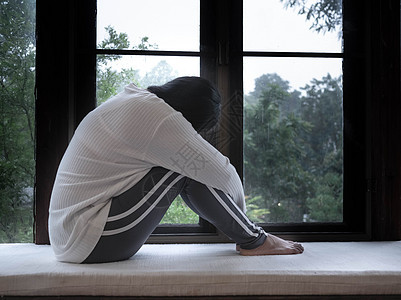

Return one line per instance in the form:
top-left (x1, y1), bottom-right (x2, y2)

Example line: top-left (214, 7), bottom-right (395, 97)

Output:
top-left (49, 77), bottom-right (303, 263)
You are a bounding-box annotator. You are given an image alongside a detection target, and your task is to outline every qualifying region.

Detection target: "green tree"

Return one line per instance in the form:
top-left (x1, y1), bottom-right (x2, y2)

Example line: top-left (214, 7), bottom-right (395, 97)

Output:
top-left (246, 73), bottom-right (302, 118)
top-left (244, 73), bottom-right (343, 223)
top-left (299, 75), bottom-right (343, 222)
top-left (160, 196), bottom-right (199, 224)
top-left (140, 60), bottom-right (178, 88)
top-left (306, 161), bottom-right (343, 222)
top-left (96, 26), bottom-right (158, 105)
top-left (244, 78), bottom-right (312, 222)
top-left (0, 0), bottom-right (35, 242)
top-left (281, 0), bottom-right (342, 33)
top-left (299, 75), bottom-right (343, 175)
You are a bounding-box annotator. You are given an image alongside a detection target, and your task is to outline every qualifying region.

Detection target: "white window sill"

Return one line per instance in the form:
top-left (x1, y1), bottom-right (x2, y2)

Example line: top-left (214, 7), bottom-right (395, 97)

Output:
top-left (0, 242), bottom-right (401, 297)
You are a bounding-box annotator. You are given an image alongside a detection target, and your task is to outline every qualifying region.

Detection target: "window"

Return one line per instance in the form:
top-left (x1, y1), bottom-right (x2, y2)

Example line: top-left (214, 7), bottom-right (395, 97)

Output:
top-left (0, 0), bottom-right (36, 243)
top-left (243, 0), bottom-right (343, 224)
top-left (34, 0), bottom-right (401, 244)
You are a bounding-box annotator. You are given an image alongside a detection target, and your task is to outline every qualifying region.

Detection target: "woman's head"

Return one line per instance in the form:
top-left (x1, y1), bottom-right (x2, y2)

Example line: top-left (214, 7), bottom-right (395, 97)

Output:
top-left (147, 77), bottom-right (221, 133)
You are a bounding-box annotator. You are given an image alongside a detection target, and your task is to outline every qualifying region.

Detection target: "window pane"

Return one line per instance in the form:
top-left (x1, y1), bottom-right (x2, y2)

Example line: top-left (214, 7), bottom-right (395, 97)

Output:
top-left (97, 0), bottom-right (200, 51)
top-left (244, 0), bottom-right (342, 53)
top-left (244, 57), bottom-right (343, 94)
top-left (96, 55), bottom-right (199, 105)
top-left (0, 0), bottom-right (35, 242)
top-left (243, 57), bottom-right (343, 223)
top-left (160, 196), bottom-right (199, 224)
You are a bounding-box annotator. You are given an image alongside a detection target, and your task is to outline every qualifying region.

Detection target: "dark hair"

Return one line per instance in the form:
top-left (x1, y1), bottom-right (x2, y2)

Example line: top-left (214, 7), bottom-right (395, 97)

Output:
top-left (147, 77), bottom-right (221, 133)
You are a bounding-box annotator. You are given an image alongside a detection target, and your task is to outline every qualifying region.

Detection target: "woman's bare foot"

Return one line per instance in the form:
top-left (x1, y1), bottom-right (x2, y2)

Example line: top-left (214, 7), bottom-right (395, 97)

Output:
top-left (239, 234), bottom-right (304, 256)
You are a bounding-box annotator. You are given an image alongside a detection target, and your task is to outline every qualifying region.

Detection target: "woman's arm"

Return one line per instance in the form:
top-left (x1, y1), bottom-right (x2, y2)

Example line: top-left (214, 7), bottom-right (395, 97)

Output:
top-left (143, 112), bottom-right (246, 212)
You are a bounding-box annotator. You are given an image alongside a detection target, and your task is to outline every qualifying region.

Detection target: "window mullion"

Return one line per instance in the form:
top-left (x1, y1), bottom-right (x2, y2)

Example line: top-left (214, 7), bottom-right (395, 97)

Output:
top-left (215, 0), bottom-right (244, 178)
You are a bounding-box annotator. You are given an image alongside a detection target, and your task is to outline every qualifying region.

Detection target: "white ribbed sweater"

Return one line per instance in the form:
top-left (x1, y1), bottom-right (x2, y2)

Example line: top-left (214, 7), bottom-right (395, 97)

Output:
top-left (49, 84), bottom-right (246, 263)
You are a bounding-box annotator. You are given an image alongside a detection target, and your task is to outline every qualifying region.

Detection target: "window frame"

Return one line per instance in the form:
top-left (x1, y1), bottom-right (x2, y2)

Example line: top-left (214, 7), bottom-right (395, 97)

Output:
top-left (34, 0), bottom-right (401, 245)
top-left (239, 0), bottom-right (369, 241)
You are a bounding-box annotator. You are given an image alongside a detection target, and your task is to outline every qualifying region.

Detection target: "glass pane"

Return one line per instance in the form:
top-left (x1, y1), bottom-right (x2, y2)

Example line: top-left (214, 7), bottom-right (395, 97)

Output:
top-left (97, 0), bottom-right (199, 52)
top-left (244, 57), bottom-right (343, 94)
top-left (96, 55), bottom-right (200, 105)
top-left (243, 57), bottom-right (343, 223)
top-left (0, 0), bottom-right (35, 242)
top-left (244, 0), bottom-right (342, 52)
top-left (160, 196), bottom-right (199, 224)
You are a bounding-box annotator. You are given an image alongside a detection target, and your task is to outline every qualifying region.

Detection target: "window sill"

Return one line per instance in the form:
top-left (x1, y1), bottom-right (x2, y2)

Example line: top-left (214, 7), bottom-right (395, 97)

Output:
top-left (0, 242), bottom-right (400, 298)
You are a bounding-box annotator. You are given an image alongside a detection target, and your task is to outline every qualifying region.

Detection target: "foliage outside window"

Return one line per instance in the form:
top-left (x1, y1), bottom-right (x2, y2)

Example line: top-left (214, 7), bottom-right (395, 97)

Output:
top-left (0, 0), bottom-right (35, 242)
top-left (244, 74), bottom-right (343, 223)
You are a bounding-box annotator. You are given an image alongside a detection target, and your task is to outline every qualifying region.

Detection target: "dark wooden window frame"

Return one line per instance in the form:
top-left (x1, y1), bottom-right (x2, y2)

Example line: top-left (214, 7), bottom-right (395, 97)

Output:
top-left (35, 0), bottom-right (401, 244)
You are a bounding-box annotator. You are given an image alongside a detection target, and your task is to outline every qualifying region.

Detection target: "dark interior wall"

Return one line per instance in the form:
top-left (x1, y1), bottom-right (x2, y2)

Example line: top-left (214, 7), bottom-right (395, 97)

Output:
top-left (368, 0), bottom-right (401, 240)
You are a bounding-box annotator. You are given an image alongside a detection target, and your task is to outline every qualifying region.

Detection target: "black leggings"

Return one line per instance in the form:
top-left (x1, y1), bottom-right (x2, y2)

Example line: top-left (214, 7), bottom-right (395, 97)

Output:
top-left (83, 167), bottom-right (266, 263)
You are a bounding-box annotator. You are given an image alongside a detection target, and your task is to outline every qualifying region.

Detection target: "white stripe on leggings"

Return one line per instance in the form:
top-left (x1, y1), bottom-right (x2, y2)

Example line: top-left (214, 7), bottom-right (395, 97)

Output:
top-left (207, 186), bottom-right (259, 238)
top-left (102, 174), bottom-right (184, 236)
top-left (107, 171), bottom-right (175, 222)
top-left (225, 193), bottom-right (258, 231)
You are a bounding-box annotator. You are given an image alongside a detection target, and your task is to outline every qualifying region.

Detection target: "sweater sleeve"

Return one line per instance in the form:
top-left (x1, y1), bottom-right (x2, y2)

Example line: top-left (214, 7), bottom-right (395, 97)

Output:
top-left (143, 112), bottom-right (246, 212)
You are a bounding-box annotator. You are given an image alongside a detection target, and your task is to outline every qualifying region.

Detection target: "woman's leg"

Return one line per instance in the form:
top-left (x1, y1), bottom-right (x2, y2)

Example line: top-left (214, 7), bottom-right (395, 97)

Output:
top-left (181, 179), bottom-right (304, 255)
top-left (84, 167), bottom-right (303, 263)
top-left (83, 167), bottom-right (187, 263)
